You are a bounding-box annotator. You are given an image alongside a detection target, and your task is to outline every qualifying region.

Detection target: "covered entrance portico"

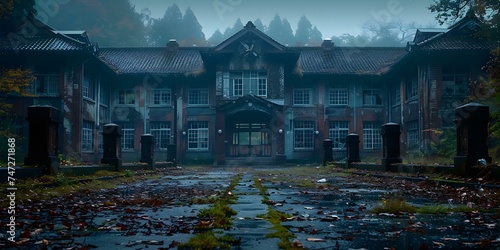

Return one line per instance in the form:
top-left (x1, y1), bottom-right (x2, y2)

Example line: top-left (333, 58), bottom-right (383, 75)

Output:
top-left (214, 95), bottom-right (285, 165)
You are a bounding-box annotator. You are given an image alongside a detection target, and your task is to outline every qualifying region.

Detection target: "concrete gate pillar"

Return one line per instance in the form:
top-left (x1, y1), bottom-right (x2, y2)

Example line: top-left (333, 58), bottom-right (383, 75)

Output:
top-left (140, 134), bottom-right (155, 170)
top-left (323, 139), bottom-right (333, 166)
top-left (24, 105), bottom-right (61, 175)
top-left (101, 123), bottom-right (122, 171)
top-left (382, 123), bottom-right (402, 172)
top-left (454, 103), bottom-right (492, 177)
top-left (346, 133), bottom-right (361, 168)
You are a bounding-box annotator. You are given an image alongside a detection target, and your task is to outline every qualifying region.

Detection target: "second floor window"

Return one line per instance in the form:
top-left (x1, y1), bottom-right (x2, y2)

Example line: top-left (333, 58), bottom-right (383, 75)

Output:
top-left (230, 72), bottom-right (267, 97)
top-left (34, 74), bottom-right (59, 96)
top-left (406, 78), bottom-right (418, 100)
top-left (83, 77), bottom-right (95, 100)
top-left (442, 65), bottom-right (468, 96)
top-left (363, 89), bottom-right (382, 106)
top-left (151, 89), bottom-right (171, 106)
top-left (118, 90), bottom-right (135, 105)
top-left (328, 88), bottom-right (348, 105)
top-left (188, 88), bottom-right (209, 105)
top-left (293, 89), bottom-right (312, 105)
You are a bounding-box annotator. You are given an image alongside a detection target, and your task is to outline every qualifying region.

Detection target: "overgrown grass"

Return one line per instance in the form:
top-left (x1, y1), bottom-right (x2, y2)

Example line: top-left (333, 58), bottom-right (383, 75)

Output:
top-left (197, 200), bottom-right (237, 229)
top-left (372, 198), bottom-right (479, 215)
top-left (179, 231), bottom-right (236, 249)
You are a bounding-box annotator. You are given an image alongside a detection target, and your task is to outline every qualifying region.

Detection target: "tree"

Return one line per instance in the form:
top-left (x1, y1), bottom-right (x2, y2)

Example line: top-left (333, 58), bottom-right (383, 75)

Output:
top-left (149, 3), bottom-right (183, 46)
top-left (253, 18), bottom-right (266, 32)
top-left (180, 7), bottom-right (205, 46)
top-left (362, 20), bottom-right (417, 47)
top-left (222, 18), bottom-right (243, 40)
top-left (267, 14), bottom-right (283, 40)
top-left (207, 29), bottom-right (223, 45)
top-left (295, 15), bottom-right (312, 46)
top-left (39, 0), bottom-right (146, 46)
top-left (0, 0), bottom-right (36, 33)
top-left (281, 18), bottom-right (295, 45)
top-left (310, 26), bottom-right (323, 46)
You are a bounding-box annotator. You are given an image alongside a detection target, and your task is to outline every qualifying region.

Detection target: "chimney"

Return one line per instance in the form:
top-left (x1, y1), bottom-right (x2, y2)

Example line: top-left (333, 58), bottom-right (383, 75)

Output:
top-left (167, 39), bottom-right (179, 51)
top-left (321, 38), bottom-right (334, 51)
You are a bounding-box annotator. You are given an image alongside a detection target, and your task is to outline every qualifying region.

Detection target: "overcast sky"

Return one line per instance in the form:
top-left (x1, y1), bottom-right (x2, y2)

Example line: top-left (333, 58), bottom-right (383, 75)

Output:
top-left (130, 0), bottom-right (442, 38)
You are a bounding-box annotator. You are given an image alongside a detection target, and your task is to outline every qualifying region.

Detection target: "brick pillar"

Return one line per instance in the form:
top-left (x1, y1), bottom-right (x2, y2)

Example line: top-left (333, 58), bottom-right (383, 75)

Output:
top-left (24, 105), bottom-right (61, 175)
top-left (101, 123), bottom-right (122, 171)
top-left (382, 122), bottom-right (402, 172)
top-left (140, 134), bottom-right (155, 170)
top-left (454, 103), bottom-right (492, 177)
top-left (346, 133), bottom-right (360, 168)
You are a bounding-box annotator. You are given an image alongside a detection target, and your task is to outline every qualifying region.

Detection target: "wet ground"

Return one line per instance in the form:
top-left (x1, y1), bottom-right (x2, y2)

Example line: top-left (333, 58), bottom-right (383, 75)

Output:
top-left (1, 166), bottom-right (500, 249)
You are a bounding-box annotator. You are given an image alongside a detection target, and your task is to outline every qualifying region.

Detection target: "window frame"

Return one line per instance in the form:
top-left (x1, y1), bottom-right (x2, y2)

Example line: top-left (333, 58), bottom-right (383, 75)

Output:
top-left (363, 122), bottom-right (382, 150)
top-left (187, 88), bottom-right (209, 106)
top-left (442, 65), bottom-right (468, 96)
top-left (293, 88), bottom-right (312, 105)
top-left (362, 89), bottom-right (382, 106)
top-left (407, 121), bottom-right (419, 150)
top-left (82, 120), bottom-right (94, 152)
top-left (150, 121), bottom-right (171, 150)
top-left (406, 78), bottom-right (418, 101)
top-left (118, 122), bottom-right (135, 151)
top-left (328, 88), bottom-right (349, 106)
top-left (118, 89), bottom-right (135, 105)
top-left (151, 88), bottom-right (172, 106)
top-left (83, 76), bottom-right (95, 101)
top-left (187, 121), bottom-right (209, 150)
top-left (34, 74), bottom-right (59, 96)
top-left (328, 121), bottom-right (349, 150)
top-left (293, 121), bottom-right (315, 150)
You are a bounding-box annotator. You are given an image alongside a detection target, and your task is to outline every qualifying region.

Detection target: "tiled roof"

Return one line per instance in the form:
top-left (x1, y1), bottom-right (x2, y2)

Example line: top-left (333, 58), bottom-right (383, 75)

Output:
top-left (0, 35), bottom-right (89, 51)
top-left (297, 47), bottom-right (407, 75)
top-left (99, 48), bottom-right (204, 74)
top-left (412, 33), bottom-right (495, 51)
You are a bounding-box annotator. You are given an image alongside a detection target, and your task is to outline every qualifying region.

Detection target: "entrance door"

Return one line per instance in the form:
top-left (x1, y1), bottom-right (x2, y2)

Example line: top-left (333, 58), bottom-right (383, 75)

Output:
top-left (229, 123), bottom-right (271, 157)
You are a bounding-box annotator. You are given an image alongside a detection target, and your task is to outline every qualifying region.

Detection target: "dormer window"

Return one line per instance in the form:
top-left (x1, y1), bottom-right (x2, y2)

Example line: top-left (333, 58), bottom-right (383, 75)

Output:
top-left (229, 71), bottom-right (267, 98)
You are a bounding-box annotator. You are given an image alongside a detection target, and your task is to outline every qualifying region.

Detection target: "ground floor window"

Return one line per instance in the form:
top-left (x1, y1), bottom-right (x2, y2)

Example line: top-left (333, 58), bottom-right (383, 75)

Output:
top-left (293, 121), bottom-right (315, 149)
top-left (150, 121), bottom-right (171, 150)
top-left (82, 120), bottom-right (94, 152)
top-left (329, 121), bottom-right (349, 149)
top-left (363, 121), bottom-right (382, 149)
top-left (407, 121), bottom-right (419, 150)
top-left (188, 121), bottom-right (209, 150)
top-left (118, 122), bottom-right (135, 150)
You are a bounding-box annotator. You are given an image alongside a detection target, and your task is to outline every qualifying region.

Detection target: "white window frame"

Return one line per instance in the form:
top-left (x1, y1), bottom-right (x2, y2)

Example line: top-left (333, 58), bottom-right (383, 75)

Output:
top-left (83, 77), bottom-right (95, 100)
top-left (328, 88), bottom-right (348, 106)
top-left (34, 74), bottom-right (59, 96)
top-left (118, 89), bottom-right (135, 105)
top-left (82, 120), bottom-right (94, 152)
top-left (188, 88), bottom-right (209, 106)
top-left (233, 79), bottom-right (243, 96)
top-left (188, 122), bottom-right (209, 150)
top-left (151, 89), bottom-right (171, 106)
top-left (293, 121), bottom-right (315, 150)
top-left (442, 65), bottom-right (468, 96)
top-left (363, 122), bottom-right (382, 150)
top-left (229, 71), bottom-right (267, 97)
top-left (407, 121), bottom-right (419, 150)
top-left (329, 121), bottom-right (349, 149)
top-left (363, 89), bottom-right (382, 106)
top-left (150, 121), bottom-right (171, 150)
top-left (119, 122), bottom-right (135, 150)
top-left (293, 89), bottom-right (312, 105)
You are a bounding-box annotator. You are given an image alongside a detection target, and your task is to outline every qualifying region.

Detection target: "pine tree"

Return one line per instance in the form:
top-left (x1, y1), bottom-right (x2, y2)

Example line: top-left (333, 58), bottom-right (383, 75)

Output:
top-left (281, 18), bottom-right (295, 45)
top-left (295, 15), bottom-right (312, 46)
top-left (150, 3), bottom-right (183, 45)
top-left (253, 18), bottom-right (266, 32)
top-left (267, 14), bottom-right (283, 42)
top-left (180, 7), bottom-right (205, 46)
top-left (207, 29), bottom-right (223, 45)
top-left (310, 26), bottom-right (323, 46)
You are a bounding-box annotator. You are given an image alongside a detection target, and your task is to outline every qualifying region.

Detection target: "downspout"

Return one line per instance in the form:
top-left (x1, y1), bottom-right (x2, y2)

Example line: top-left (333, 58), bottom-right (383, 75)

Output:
top-left (143, 77), bottom-right (147, 134)
top-left (353, 84), bottom-right (356, 133)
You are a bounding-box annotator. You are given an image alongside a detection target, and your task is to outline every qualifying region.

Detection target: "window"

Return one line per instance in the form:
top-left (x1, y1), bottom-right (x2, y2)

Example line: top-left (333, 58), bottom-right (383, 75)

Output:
top-left (100, 84), bottom-right (109, 106)
top-left (329, 121), bottom-right (349, 149)
top-left (118, 122), bottom-right (134, 150)
top-left (229, 72), bottom-right (267, 97)
top-left (188, 122), bottom-right (209, 150)
top-left (118, 90), bottom-right (135, 105)
top-left (188, 88), bottom-right (209, 105)
top-left (406, 78), bottom-right (418, 100)
top-left (82, 120), bottom-right (94, 152)
top-left (151, 89), bottom-right (171, 106)
top-left (407, 121), bottom-right (419, 150)
top-left (293, 89), bottom-right (312, 105)
top-left (34, 74), bottom-right (59, 96)
top-left (442, 65), bottom-right (468, 96)
top-left (83, 77), bottom-right (95, 100)
top-left (328, 88), bottom-right (348, 105)
top-left (393, 86), bottom-right (401, 104)
top-left (293, 121), bottom-right (314, 149)
top-left (233, 79), bottom-right (243, 96)
top-left (363, 122), bottom-right (382, 149)
top-left (150, 121), bottom-right (171, 150)
top-left (363, 89), bottom-right (382, 105)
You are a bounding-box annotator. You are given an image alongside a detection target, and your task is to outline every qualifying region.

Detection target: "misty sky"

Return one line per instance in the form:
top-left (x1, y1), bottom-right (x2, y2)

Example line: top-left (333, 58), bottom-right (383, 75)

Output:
top-left (130, 0), bottom-right (442, 38)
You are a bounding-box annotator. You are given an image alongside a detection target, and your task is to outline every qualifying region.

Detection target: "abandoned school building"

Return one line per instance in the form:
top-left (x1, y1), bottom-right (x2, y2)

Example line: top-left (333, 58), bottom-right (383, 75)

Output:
top-left (0, 14), bottom-right (495, 165)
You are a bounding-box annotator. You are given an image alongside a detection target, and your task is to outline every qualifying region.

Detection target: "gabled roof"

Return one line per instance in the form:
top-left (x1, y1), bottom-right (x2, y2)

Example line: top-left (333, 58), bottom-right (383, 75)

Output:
top-left (0, 15), bottom-right (92, 52)
top-left (99, 47), bottom-right (205, 75)
top-left (408, 15), bottom-right (495, 51)
top-left (213, 21), bottom-right (288, 52)
top-left (297, 47), bottom-right (407, 75)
